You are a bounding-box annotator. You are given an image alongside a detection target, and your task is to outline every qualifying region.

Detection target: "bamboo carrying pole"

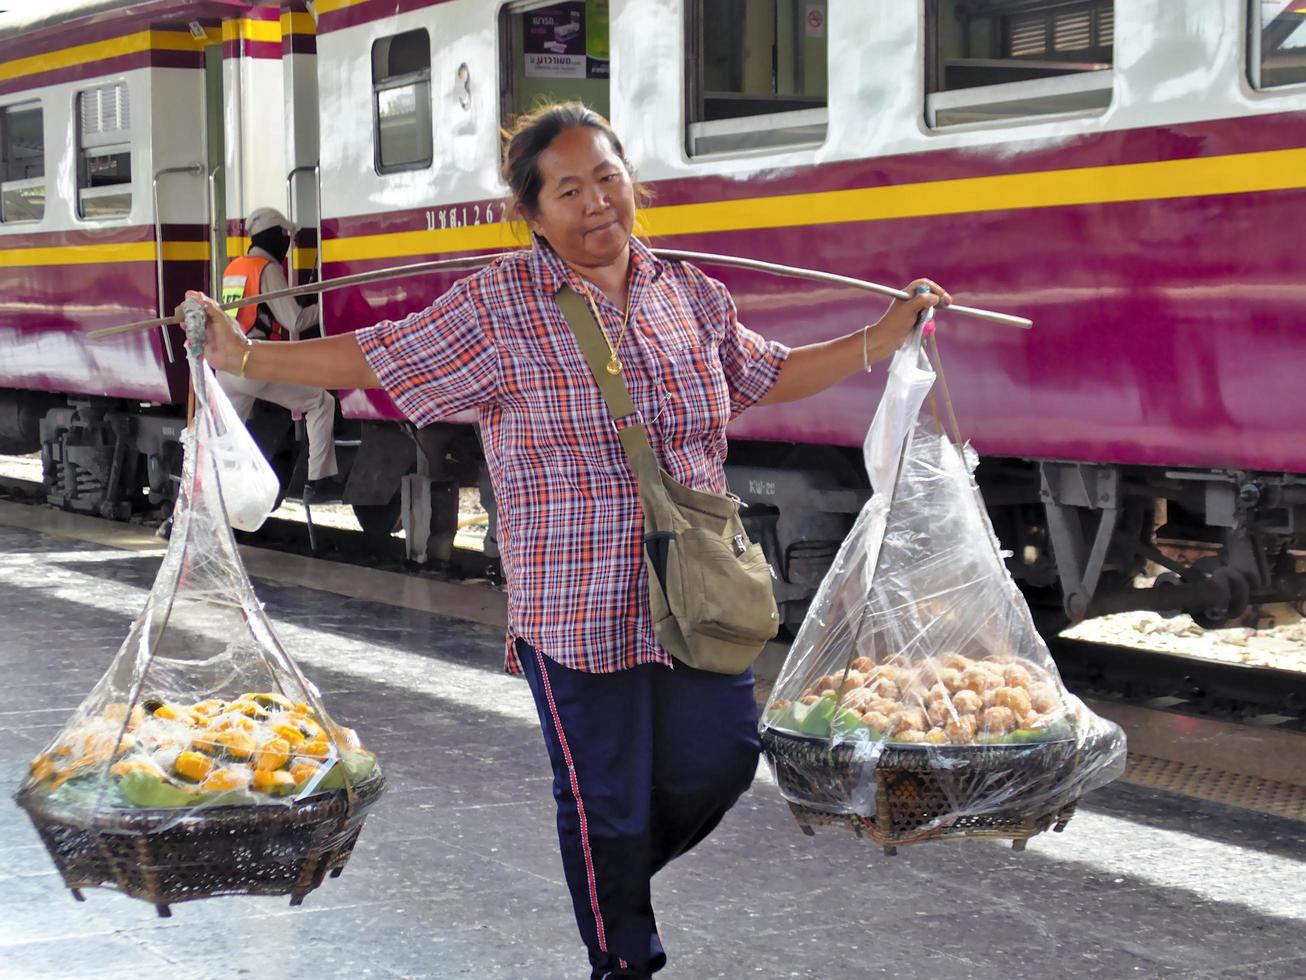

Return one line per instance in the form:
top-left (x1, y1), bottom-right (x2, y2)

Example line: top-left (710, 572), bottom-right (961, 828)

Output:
top-left (86, 249), bottom-right (1032, 341)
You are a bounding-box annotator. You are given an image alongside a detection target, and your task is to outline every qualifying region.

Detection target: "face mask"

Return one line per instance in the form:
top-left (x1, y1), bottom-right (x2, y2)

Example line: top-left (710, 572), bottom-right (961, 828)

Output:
top-left (251, 227), bottom-right (291, 263)
top-left (267, 230), bottom-right (291, 264)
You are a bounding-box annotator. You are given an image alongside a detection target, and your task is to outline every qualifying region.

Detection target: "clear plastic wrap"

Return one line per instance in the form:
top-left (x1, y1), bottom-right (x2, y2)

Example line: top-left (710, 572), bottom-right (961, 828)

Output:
top-left (200, 360), bottom-right (280, 532)
top-left (760, 316), bottom-right (1125, 848)
top-left (15, 305), bottom-right (384, 909)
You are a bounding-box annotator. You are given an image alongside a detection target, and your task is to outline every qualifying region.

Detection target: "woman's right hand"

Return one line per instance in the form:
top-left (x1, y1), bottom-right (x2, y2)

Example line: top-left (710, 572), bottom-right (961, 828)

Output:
top-left (186, 290), bottom-right (249, 374)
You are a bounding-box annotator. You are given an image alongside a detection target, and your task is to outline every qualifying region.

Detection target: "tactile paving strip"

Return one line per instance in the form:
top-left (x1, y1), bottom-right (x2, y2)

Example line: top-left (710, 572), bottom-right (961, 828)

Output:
top-left (1124, 753), bottom-right (1306, 822)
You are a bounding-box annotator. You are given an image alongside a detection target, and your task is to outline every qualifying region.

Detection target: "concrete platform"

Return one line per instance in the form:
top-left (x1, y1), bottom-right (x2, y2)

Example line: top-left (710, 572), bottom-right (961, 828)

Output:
top-left (2, 503), bottom-right (1305, 979)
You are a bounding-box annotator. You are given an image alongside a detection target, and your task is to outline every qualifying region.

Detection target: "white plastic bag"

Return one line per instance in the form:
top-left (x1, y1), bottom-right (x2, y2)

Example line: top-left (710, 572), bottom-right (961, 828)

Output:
top-left (193, 360), bottom-right (279, 532)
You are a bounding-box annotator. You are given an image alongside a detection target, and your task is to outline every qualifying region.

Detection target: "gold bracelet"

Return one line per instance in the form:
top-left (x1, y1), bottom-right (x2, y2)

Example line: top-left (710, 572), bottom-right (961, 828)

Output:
top-left (239, 343), bottom-right (254, 379)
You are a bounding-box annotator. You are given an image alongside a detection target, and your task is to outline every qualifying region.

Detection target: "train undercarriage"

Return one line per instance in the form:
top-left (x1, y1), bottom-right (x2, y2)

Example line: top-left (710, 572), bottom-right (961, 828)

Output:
top-left (6, 386), bottom-right (1304, 636)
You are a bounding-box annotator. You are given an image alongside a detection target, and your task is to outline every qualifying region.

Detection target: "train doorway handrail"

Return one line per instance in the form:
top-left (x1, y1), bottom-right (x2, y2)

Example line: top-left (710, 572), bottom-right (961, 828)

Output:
top-left (151, 163), bottom-right (207, 361)
top-left (88, 249), bottom-right (1032, 340)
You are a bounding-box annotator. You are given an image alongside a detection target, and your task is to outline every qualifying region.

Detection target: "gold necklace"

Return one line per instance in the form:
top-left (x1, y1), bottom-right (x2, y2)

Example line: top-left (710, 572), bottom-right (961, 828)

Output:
top-left (577, 278), bottom-right (632, 375)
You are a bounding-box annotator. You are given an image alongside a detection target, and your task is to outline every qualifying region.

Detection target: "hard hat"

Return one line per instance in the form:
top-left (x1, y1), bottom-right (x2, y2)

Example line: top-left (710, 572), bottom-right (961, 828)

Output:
top-left (246, 207), bottom-right (297, 238)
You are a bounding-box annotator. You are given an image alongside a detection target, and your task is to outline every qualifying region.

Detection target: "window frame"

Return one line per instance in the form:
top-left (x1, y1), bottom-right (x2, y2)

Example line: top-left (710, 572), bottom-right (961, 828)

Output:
top-left (496, 0), bottom-right (612, 133)
top-left (75, 80), bottom-right (133, 221)
top-left (924, 0), bottom-right (1115, 130)
top-left (683, 0), bottom-right (830, 160)
top-left (0, 99), bottom-right (45, 225)
top-left (1248, 0), bottom-right (1306, 91)
top-left (371, 28), bottom-right (434, 176)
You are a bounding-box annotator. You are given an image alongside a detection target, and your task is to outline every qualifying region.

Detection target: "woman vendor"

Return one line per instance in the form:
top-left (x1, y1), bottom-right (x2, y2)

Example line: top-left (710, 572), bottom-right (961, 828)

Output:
top-left (192, 101), bottom-right (948, 980)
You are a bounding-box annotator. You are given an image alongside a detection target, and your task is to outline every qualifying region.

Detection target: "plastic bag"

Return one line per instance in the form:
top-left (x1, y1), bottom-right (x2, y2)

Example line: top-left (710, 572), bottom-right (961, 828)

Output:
top-left (197, 360), bottom-right (279, 532)
top-left (15, 302), bottom-right (383, 908)
top-left (760, 313), bottom-right (1125, 845)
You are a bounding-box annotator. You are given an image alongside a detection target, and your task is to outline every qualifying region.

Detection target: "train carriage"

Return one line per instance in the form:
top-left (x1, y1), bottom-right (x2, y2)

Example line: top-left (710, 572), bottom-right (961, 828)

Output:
top-left (1, 0), bottom-right (1303, 632)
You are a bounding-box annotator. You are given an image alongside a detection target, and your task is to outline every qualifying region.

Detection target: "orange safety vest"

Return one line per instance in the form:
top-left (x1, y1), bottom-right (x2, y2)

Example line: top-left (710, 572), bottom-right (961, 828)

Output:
top-left (221, 254), bottom-right (288, 341)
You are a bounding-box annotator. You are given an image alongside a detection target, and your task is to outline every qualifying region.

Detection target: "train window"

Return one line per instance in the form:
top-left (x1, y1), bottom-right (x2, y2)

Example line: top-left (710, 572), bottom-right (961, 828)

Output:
top-left (925, 0), bottom-right (1114, 127)
top-left (0, 102), bottom-right (44, 223)
top-left (685, 0), bottom-right (828, 157)
top-left (372, 29), bottom-right (433, 174)
top-left (1251, 2), bottom-right (1306, 89)
top-left (76, 82), bottom-right (132, 219)
top-left (499, 2), bottom-right (610, 127)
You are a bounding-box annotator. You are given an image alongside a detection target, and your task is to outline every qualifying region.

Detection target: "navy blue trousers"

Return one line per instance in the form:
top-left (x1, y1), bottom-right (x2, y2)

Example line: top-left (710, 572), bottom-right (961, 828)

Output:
top-left (516, 640), bottom-right (761, 979)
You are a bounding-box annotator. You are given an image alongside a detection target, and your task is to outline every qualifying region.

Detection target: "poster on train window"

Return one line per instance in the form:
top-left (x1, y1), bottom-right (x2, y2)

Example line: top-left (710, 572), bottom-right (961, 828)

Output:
top-left (524, 2), bottom-right (609, 80)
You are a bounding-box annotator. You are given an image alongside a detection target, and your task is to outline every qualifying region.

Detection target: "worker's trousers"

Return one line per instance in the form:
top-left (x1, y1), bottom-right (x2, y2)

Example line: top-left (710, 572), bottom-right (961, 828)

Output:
top-left (515, 639), bottom-right (761, 980)
top-left (216, 372), bottom-right (338, 481)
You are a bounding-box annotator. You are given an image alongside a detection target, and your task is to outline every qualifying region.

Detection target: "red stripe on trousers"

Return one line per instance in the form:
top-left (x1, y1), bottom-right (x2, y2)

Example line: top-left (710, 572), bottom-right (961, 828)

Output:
top-left (532, 647), bottom-right (611, 956)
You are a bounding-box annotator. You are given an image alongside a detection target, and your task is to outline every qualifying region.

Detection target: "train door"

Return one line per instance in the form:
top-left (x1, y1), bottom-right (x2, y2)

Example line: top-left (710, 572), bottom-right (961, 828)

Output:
top-left (498, 0), bottom-right (611, 124)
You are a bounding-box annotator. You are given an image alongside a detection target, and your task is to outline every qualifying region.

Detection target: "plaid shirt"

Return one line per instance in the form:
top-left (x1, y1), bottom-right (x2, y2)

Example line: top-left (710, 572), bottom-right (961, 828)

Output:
top-left (355, 238), bottom-right (789, 674)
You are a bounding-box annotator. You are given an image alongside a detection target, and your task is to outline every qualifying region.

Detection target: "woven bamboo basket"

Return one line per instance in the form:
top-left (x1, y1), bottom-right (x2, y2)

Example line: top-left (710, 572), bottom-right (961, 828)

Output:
top-left (761, 728), bottom-right (1083, 854)
top-left (16, 772), bottom-right (385, 916)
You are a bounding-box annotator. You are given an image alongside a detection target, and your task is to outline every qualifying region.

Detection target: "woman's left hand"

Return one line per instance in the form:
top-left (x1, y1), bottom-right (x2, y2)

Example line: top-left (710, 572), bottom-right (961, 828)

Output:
top-left (865, 278), bottom-right (951, 358)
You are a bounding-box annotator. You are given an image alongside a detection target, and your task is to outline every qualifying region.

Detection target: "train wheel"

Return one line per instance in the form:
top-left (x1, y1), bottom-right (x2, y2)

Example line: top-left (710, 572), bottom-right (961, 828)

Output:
top-left (1153, 572), bottom-right (1184, 618)
top-left (1192, 566), bottom-right (1251, 630)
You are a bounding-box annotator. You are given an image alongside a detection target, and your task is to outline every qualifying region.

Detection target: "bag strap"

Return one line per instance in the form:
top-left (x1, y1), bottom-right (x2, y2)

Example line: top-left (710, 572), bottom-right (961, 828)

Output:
top-left (555, 286), bottom-right (663, 490)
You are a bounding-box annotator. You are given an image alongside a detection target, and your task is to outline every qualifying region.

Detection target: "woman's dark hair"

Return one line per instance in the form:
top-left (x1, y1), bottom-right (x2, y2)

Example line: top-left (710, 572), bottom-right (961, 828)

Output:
top-left (501, 101), bottom-right (649, 220)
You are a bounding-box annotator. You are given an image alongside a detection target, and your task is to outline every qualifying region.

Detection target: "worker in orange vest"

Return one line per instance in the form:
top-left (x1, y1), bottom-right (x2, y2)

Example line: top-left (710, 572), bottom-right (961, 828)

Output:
top-left (217, 207), bottom-right (342, 501)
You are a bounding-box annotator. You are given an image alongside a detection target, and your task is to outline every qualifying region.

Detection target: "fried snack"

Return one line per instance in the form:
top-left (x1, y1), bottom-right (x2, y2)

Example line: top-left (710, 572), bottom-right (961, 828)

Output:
top-left (926, 697), bottom-right (953, 729)
top-left (842, 689), bottom-right (877, 714)
top-left (952, 689), bottom-right (982, 715)
top-left (867, 678), bottom-right (900, 701)
top-left (839, 670), bottom-right (866, 693)
top-left (963, 667), bottom-right (1000, 694)
top-left (861, 710), bottom-right (892, 734)
top-left (1002, 663), bottom-right (1033, 689)
top-left (981, 706), bottom-right (1018, 736)
top-left (995, 686), bottom-right (1033, 716)
top-left (945, 715), bottom-right (978, 743)
top-left (938, 667), bottom-right (966, 694)
top-left (1029, 683), bottom-right (1061, 714)
top-left (780, 651), bottom-right (1069, 746)
top-left (891, 707), bottom-right (929, 733)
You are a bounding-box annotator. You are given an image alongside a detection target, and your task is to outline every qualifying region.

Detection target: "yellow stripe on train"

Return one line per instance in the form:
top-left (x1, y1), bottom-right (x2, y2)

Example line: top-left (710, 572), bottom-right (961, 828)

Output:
top-left (0, 242), bottom-right (209, 267)
top-left (0, 29), bottom-right (220, 83)
top-left (280, 11), bottom-right (318, 37)
top-left (221, 19), bottom-right (283, 45)
top-left (7, 147), bottom-right (1304, 271)
top-left (314, 0), bottom-right (372, 14)
top-left (318, 147), bottom-right (1306, 264)
top-left (226, 237), bottom-right (317, 270)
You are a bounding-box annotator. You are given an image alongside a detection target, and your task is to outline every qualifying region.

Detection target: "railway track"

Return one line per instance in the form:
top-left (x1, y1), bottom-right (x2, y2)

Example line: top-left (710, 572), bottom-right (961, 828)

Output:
top-left (3, 470), bottom-right (1304, 822)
